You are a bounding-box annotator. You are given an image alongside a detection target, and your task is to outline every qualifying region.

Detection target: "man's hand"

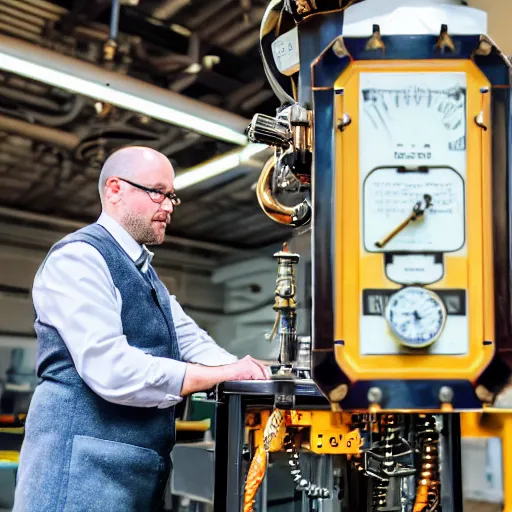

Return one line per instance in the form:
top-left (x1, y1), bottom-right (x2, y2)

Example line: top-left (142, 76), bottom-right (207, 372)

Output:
top-left (180, 355), bottom-right (271, 396)
top-left (227, 355), bottom-right (271, 381)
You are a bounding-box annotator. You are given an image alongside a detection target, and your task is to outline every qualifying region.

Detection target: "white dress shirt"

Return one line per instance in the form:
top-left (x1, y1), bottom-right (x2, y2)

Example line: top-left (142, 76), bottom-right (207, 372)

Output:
top-left (32, 212), bottom-right (237, 409)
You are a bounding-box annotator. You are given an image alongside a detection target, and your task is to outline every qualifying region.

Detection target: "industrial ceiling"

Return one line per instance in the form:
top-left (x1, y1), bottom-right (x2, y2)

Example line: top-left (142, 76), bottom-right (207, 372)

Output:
top-left (0, 0), bottom-right (294, 270)
top-left (0, 0), bottom-right (509, 270)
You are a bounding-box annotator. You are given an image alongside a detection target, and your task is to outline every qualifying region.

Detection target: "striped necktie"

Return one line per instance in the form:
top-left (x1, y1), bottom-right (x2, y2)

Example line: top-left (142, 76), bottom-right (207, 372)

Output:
top-left (134, 246), bottom-right (154, 274)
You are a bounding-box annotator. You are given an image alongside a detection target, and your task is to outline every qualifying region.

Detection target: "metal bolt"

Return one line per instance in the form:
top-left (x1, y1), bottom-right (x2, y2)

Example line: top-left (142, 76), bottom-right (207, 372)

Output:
top-left (367, 387), bottom-right (383, 404)
top-left (439, 386), bottom-right (454, 403)
top-left (337, 113), bottom-right (352, 131)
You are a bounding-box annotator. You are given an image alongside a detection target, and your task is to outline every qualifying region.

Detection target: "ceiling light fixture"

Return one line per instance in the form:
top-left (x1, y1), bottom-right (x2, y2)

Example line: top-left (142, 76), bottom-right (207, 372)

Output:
top-left (0, 51), bottom-right (248, 146)
top-left (0, 34), bottom-right (270, 189)
top-left (175, 143), bottom-right (270, 190)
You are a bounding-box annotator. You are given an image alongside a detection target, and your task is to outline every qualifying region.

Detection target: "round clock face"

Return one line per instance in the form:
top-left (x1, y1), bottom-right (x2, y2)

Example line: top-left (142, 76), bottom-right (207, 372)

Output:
top-left (385, 287), bottom-right (447, 349)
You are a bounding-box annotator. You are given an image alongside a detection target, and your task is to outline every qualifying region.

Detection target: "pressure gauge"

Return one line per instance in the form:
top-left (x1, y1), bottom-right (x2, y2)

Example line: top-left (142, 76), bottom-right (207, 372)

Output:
top-left (385, 287), bottom-right (447, 349)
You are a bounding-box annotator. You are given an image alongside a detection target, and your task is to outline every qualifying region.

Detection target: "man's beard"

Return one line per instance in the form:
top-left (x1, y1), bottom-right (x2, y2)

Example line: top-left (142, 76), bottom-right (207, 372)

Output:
top-left (121, 212), bottom-right (164, 245)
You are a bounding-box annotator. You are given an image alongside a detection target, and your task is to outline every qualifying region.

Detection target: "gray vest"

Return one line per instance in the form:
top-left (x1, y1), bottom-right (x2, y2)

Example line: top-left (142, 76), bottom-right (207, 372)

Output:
top-left (14, 223), bottom-right (181, 512)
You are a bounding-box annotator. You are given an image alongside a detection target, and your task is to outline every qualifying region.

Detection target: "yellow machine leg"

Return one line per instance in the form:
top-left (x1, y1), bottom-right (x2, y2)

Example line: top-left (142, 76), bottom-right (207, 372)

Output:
top-left (461, 410), bottom-right (512, 512)
top-left (502, 414), bottom-right (512, 512)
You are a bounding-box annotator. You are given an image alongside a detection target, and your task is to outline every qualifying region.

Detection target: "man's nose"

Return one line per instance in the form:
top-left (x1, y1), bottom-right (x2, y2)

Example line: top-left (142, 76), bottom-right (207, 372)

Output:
top-left (160, 197), bottom-right (174, 213)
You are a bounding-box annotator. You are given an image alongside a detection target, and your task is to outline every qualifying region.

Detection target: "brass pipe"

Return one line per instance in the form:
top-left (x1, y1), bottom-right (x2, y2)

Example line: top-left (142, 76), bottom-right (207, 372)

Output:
top-left (256, 156), bottom-right (311, 227)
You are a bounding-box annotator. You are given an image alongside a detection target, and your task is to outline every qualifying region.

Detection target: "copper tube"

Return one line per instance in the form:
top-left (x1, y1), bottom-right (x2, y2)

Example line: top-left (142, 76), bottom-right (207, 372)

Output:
top-left (256, 155), bottom-right (311, 227)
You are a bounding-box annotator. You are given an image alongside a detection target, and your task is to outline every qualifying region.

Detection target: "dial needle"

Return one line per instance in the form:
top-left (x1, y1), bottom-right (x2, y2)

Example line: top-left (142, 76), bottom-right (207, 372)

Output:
top-left (375, 194), bottom-right (433, 248)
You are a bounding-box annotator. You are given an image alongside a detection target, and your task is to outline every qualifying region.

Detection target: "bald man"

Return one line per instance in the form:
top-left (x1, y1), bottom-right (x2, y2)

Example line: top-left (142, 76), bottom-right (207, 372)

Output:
top-left (13, 146), bottom-right (269, 512)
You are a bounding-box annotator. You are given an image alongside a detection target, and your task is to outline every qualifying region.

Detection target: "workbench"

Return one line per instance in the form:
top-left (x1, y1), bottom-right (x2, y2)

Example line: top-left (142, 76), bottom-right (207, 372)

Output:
top-left (213, 379), bottom-right (330, 512)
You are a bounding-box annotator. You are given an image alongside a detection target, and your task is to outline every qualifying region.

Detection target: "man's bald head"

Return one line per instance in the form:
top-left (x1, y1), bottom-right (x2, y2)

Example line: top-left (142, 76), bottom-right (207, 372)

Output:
top-left (97, 146), bottom-right (177, 245)
top-left (98, 146), bottom-right (172, 203)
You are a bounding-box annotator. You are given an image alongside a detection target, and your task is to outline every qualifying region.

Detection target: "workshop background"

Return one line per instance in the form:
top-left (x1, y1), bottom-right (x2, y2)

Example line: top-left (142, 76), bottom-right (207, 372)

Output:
top-left (0, 0), bottom-right (509, 510)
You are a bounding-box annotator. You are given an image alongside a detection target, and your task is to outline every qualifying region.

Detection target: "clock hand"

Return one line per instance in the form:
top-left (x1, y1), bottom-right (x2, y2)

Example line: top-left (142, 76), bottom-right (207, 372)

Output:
top-left (375, 194), bottom-right (433, 248)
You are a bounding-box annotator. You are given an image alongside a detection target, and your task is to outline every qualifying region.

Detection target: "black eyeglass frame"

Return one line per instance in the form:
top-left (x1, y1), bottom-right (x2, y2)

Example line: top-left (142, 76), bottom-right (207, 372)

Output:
top-left (117, 177), bottom-right (181, 206)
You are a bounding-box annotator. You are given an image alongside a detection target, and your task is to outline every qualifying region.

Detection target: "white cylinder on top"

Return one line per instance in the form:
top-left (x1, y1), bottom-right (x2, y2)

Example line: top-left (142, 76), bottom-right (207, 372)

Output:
top-left (342, 0), bottom-right (487, 37)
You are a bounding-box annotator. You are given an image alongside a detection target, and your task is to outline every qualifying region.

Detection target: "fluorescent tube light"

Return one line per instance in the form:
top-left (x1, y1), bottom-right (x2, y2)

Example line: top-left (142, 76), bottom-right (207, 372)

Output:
top-left (175, 143), bottom-right (269, 190)
top-left (0, 36), bottom-right (269, 188)
top-left (0, 52), bottom-right (248, 146)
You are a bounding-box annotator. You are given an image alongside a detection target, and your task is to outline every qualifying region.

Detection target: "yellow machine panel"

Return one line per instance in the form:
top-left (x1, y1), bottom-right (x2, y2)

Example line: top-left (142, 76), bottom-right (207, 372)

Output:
top-left (333, 60), bottom-right (495, 385)
top-left (309, 411), bottom-right (362, 455)
top-left (250, 410), bottom-right (362, 455)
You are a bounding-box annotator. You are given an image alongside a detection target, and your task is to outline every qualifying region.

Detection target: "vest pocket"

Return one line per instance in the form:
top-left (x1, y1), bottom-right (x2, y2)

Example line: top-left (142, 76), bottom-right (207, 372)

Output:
top-left (62, 435), bottom-right (166, 512)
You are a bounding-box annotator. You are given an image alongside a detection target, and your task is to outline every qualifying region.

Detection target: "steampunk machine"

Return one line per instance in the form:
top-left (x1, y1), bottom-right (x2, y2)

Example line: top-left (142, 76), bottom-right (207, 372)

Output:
top-left (216, 0), bottom-right (512, 511)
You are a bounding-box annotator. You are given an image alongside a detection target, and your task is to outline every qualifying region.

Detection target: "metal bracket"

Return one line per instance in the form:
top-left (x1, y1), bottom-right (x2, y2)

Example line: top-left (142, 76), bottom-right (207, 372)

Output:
top-left (273, 378), bottom-right (296, 409)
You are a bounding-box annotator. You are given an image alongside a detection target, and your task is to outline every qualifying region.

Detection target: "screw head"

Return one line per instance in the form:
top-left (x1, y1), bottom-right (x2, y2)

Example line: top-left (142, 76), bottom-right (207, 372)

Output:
top-left (439, 386), bottom-right (454, 403)
top-left (337, 113), bottom-right (352, 131)
top-left (367, 387), bottom-right (383, 404)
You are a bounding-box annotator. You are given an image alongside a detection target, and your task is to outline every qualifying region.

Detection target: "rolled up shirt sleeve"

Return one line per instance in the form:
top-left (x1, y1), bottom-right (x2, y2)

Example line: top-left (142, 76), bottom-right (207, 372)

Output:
top-left (170, 296), bottom-right (238, 366)
top-left (33, 242), bottom-right (187, 409)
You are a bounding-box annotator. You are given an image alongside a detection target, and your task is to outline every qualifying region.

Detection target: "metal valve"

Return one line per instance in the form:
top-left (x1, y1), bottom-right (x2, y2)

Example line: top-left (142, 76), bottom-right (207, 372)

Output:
top-left (247, 113), bottom-right (292, 148)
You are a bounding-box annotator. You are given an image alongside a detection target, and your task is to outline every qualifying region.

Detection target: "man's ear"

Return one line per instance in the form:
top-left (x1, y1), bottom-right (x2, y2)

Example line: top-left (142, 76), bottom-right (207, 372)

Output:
top-left (105, 177), bottom-right (122, 204)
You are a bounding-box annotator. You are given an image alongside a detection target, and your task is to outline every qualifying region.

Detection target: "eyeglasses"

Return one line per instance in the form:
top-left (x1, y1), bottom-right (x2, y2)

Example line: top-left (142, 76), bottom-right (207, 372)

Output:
top-left (118, 178), bottom-right (181, 206)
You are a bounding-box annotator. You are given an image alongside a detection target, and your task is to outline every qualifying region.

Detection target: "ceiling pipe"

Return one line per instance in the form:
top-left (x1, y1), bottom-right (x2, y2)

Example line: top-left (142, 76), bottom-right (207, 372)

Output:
top-left (27, 96), bottom-right (87, 128)
top-left (0, 34), bottom-right (250, 144)
top-left (109, 0), bottom-right (121, 42)
top-left (0, 4), bottom-right (46, 27)
top-left (0, 206), bottom-right (249, 255)
top-left (0, 0), bottom-right (62, 21)
top-left (186, 0), bottom-right (233, 30)
top-left (0, 22), bottom-right (41, 43)
top-left (0, 13), bottom-right (43, 35)
top-left (104, 0), bottom-right (121, 61)
top-left (23, 0), bottom-right (68, 15)
top-left (152, 0), bottom-right (191, 20)
top-left (0, 114), bottom-right (79, 150)
top-left (0, 84), bottom-right (63, 111)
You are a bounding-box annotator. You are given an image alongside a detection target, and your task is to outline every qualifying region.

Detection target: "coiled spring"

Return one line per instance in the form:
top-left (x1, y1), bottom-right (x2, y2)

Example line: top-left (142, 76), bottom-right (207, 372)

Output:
top-left (413, 414), bottom-right (440, 512)
top-left (285, 433), bottom-right (331, 499)
top-left (372, 478), bottom-right (389, 510)
top-left (380, 414), bottom-right (402, 475)
top-left (370, 414), bottom-right (400, 510)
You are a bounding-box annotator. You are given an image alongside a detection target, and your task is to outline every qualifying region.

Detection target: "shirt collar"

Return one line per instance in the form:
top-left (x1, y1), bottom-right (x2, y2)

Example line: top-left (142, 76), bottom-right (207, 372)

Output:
top-left (97, 212), bottom-right (151, 263)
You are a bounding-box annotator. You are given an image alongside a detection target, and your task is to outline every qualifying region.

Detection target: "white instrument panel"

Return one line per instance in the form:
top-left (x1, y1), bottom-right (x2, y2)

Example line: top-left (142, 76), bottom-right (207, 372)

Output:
top-left (359, 71), bottom-right (468, 260)
top-left (358, 71), bottom-right (469, 355)
top-left (359, 71), bottom-right (467, 171)
top-left (363, 167), bottom-right (465, 253)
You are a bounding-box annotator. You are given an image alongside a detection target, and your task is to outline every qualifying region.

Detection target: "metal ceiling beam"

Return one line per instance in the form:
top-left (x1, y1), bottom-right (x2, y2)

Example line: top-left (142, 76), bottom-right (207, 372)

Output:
top-left (0, 205), bottom-right (249, 255)
top-left (0, 222), bottom-right (217, 271)
top-left (0, 33), bottom-right (251, 144)
top-left (151, 0), bottom-right (190, 19)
